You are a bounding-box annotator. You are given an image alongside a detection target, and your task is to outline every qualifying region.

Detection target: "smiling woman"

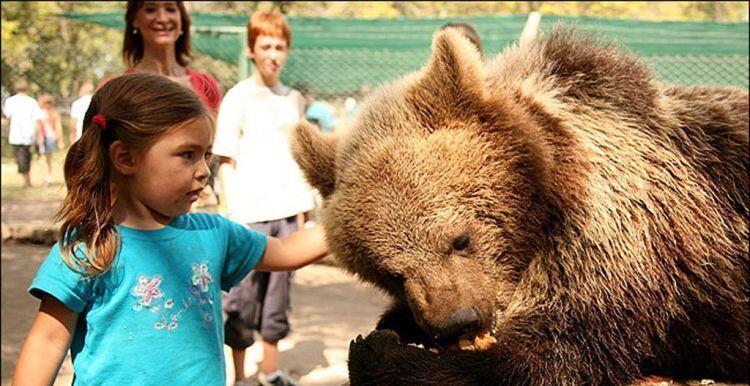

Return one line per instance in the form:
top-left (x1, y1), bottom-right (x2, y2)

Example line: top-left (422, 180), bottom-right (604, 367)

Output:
top-left (124, 1), bottom-right (190, 68)
top-left (119, 0), bottom-right (221, 112)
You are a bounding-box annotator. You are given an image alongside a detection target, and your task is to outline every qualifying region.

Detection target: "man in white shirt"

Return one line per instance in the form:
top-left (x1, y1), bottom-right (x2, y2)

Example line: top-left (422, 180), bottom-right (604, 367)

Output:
top-left (214, 11), bottom-right (313, 386)
top-left (3, 79), bottom-right (42, 188)
top-left (69, 82), bottom-right (94, 144)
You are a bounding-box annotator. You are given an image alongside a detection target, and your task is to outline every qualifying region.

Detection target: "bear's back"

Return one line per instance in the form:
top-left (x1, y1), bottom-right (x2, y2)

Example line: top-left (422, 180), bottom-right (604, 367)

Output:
top-left (486, 28), bottom-right (748, 225)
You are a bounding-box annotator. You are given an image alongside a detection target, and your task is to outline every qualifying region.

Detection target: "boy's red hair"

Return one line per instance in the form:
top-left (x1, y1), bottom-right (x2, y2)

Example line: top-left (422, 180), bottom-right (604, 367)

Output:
top-left (247, 11), bottom-right (292, 51)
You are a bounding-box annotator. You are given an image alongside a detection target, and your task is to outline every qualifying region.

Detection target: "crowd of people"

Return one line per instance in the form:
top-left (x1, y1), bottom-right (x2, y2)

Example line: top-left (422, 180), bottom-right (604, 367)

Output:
top-left (7, 1), bottom-right (483, 385)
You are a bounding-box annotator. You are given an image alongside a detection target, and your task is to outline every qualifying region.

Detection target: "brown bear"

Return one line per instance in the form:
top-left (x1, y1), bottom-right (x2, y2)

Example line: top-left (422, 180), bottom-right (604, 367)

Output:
top-left (291, 27), bottom-right (749, 385)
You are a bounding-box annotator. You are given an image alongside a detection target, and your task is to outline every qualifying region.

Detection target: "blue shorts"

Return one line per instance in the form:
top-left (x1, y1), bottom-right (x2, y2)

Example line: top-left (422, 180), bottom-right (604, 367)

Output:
top-left (37, 137), bottom-right (57, 155)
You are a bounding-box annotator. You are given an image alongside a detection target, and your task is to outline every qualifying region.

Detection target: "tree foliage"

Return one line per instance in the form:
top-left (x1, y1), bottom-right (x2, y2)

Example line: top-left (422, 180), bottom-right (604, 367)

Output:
top-left (2, 1), bottom-right (124, 99)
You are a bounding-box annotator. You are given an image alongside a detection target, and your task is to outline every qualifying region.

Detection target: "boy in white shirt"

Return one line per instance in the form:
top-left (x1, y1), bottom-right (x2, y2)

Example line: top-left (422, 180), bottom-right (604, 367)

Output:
top-left (3, 79), bottom-right (43, 187)
top-left (214, 11), bottom-right (313, 386)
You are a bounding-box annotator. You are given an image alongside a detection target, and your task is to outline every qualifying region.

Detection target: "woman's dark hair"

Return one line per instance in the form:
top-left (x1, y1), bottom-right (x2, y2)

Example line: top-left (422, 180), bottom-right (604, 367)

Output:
top-left (123, 0), bottom-right (192, 67)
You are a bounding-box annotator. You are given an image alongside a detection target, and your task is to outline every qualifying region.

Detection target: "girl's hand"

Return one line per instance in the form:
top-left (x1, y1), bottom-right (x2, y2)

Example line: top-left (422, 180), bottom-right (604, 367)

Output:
top-left (12, 295), bottom-right (78, 386)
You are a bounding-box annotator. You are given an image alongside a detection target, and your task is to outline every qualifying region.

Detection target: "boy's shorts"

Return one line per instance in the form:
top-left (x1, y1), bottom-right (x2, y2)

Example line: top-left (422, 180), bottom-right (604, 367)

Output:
top-left (13, 145), bottom-right (31, 173)
top-left (224, 215), bottom-right (298, 349)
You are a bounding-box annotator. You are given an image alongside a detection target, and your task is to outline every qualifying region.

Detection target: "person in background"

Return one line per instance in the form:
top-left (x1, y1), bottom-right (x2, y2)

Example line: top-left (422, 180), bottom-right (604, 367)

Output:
top-left (305, 99), bottom-right (335, 133)
top-left (69, 82), bottom-right (94, 144)
top-left (439, 21), bottom-right (483, 58)
top-left (35, 94), bottom-right (65, 186)
top-left (214, 10), bottom-right (314, 386)
top-left (120, 0), bottom-right (221, 111)
top-left (2, 79), bottom-right (42, 188)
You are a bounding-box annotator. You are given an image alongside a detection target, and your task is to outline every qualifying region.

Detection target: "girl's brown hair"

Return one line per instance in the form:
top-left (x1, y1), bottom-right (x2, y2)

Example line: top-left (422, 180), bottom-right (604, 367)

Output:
top-left (56, 73), bottom-right (209, 276)
top-left (123, 0), bottom-right (192, 67)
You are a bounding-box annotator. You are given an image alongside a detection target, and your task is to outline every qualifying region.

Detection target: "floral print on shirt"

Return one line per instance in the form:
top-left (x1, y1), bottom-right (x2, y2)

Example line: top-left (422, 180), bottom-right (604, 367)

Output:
top-left (131, 262), bottom-right (216, 332)
top-left (192, 263), bottom-right (212, 292)
top-left (132, 275), bottom-right (164, 309)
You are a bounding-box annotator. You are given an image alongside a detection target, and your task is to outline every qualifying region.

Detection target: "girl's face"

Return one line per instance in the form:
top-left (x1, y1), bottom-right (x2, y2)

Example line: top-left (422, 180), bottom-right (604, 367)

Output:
top-left (249, 35), bottom-right (289, 82)
top-left (129, 117), bottom-right (212, 222)
top-left (132, 1), bottom-right (183, 49)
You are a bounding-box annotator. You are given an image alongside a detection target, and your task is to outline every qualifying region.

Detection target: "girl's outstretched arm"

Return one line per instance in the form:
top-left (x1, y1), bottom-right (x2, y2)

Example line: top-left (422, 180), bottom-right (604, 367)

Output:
top-left (13, 295), bottom-right (78, 386)
top-left (255, 225), bottom-right (328, 271)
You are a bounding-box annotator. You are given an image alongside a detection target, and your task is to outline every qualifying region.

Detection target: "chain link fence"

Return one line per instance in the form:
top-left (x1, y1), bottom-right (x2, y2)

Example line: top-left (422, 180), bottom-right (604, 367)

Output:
top-left (643, 55), bottom-right (748, 88)
top-left (52, 12), bottom-right (749, 95)
top-left (3, 13), bottom-right (748, 159)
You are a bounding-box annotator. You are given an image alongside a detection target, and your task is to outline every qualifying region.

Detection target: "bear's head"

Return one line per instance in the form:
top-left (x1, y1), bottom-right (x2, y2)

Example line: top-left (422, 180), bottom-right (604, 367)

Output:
top-left (292, 30), bottom-right (556, 346)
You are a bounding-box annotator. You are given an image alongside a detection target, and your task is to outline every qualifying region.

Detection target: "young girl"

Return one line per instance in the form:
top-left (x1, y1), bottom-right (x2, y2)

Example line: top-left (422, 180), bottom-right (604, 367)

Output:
top-left (12, 73), bottom-right (328, 385)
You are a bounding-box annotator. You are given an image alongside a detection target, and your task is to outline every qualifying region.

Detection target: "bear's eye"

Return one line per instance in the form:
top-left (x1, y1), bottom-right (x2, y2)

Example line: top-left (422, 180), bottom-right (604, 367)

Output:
top-left (451, 234), bottom-right (470, 252)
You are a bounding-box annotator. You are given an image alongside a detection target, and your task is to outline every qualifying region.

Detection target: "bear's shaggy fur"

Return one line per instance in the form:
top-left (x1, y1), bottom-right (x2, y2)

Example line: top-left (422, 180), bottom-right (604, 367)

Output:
top-left (292, 28), bottom-right (749, 385)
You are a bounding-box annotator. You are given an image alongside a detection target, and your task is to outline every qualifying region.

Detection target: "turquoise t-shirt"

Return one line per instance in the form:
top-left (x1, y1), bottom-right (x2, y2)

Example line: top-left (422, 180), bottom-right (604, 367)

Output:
top-left (29, 213), bottom-right (267, 386)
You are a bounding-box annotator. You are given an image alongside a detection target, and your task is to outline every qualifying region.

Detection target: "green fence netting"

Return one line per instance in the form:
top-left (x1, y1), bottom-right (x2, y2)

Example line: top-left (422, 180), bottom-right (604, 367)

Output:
top-left (60, 12), bottom-right (749, 97)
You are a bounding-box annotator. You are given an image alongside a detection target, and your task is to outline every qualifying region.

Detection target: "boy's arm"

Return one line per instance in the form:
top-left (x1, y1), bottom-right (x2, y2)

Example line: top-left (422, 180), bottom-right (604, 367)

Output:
top-left (255, 225), bottom-right (328, 271)
top-left (13, 295), bottom-right (78, 386)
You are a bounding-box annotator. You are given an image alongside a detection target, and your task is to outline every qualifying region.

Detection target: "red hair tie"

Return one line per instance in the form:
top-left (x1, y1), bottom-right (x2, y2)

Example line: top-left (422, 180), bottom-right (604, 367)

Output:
top-left (92, 114), bottom-right (107, 131)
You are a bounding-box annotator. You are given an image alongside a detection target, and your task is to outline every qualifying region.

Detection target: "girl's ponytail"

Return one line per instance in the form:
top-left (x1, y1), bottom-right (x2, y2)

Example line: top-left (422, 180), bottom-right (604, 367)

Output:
top-left (56, 103), bottom-right (119, 276)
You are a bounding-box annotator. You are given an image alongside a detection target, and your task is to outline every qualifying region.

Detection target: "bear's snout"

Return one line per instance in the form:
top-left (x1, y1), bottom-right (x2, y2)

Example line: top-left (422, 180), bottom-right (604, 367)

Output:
top-left (402, 262), bottom-right (495, 345)
top-left (433, 306), bottom-right (484, 344)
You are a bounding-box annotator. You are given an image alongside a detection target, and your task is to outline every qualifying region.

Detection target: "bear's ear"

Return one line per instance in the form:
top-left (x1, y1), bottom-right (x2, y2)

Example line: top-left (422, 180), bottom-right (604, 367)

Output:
top-left (406, 28), bottom-right (486, 126)
top-left (291, 120), bottom-right (338, 199)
